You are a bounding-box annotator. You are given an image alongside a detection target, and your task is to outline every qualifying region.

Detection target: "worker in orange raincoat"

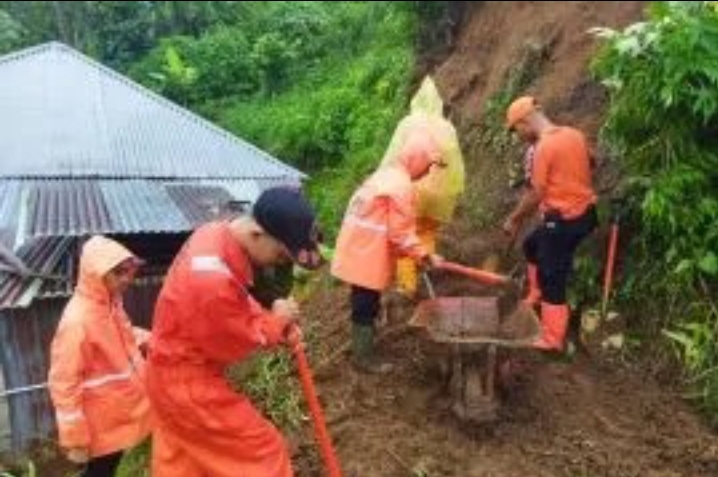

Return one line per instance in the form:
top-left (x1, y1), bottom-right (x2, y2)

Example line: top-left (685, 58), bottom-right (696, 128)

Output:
top-left (332, 134), bottom-right (446, 373)
top-left (146, 186), bottom-right (323, 477)
top-left (502, 96), bottom-right (598, 351)
top-left (380, 76), bottom-right (466, 299)
top-left (48, 236), bottom-right (151, 477)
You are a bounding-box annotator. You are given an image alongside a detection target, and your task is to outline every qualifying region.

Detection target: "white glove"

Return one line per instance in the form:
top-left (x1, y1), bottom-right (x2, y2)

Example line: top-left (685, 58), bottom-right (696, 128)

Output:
top-left (272, 297), bottom-right (300, 323)
top-left (66, 447), bottom-right (90, 464)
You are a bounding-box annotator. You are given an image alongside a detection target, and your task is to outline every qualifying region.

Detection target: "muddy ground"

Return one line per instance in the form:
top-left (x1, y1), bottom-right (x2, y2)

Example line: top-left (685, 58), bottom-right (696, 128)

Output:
top-left (293, 281), bottom-right (718, 477)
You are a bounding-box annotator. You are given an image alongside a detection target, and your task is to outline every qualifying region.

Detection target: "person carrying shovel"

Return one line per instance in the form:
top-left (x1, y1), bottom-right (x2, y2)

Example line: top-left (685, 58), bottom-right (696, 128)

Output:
top-left (146, 187), bottom-right (323, 477)
top-left (502, 96), bottom-right (598, 351)
top-left (331, 134), bottom-right (446, 373)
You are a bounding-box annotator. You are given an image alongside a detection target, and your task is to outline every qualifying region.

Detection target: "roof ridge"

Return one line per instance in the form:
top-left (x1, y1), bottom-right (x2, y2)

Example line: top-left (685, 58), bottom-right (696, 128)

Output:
top-left (0, 42), bottom-right (51, 66)
top-left (0, 41), bottom-right (306, 179)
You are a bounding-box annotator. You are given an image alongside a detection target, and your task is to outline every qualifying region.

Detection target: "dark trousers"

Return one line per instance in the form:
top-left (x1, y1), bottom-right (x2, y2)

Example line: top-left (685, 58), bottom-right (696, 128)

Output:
top-left (523, 205), bottom-right (598, 305)
top-left (350, 285), bottom-right (381, 326)
top-left (80, 451), bottom-right (124, 477)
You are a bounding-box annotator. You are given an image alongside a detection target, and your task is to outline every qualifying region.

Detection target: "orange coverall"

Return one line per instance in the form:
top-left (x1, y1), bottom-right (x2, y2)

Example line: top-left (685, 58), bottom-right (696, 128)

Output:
top-left (146, 222), bottom-right (293, 477)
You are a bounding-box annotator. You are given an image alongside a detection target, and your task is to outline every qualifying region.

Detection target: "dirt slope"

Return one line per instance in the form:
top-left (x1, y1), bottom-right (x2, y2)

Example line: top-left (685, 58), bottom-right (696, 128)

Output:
top-left (426, 2), bottom-right (651, 269)
top-left (435, 1), bottom-right (647, 136)
top-left (294, 2), bottom-right (718, 476)
top-left (294, 282), bottom-right (718, 477)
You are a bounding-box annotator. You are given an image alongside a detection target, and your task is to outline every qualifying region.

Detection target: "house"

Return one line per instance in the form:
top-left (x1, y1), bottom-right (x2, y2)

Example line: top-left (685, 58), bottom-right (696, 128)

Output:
top-left (0, 42), bottom-right (304, 454)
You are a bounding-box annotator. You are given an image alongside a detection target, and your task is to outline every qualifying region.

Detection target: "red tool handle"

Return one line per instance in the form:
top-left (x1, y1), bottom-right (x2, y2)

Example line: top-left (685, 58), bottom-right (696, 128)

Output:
top-left (289, 327), bottom-right (343, 477)
top-left (601, 223), bottom-right (619, 317)
top-left (437, 261), bottom-right (511, 286)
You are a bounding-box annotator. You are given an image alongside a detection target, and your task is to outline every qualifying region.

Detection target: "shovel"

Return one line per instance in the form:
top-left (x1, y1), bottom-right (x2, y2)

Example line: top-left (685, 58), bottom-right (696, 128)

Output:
top-left (287, 325), bottom-right (343, 477)
top-left (601, 199), bottom-right (624, 319)
top-left (481, 229), bottom-right (519, 274)
top-left (436, 261), bottom-right (512, 287)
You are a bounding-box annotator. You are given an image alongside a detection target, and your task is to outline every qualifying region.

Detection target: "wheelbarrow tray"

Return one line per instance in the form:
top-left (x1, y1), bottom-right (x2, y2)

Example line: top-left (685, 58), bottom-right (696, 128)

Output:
top-left (409, 296), bottom-right (540, 348)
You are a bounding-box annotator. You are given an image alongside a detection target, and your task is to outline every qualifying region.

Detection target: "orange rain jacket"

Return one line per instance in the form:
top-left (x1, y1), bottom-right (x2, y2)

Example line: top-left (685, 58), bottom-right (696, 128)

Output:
top-left (331, 135), bottom-right (439, 291)
top-left (48, 236), bottom-right (151, 458)
top-left (146, 222), bottom-right (294, 477)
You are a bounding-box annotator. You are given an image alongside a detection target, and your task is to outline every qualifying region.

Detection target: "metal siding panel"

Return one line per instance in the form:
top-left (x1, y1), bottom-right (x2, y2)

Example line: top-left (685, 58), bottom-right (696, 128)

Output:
top-left (256, 177), bottom-right (304, 192)
top-left (0, 181), bottom-right (22, 248)
top-left (0, 238), bottom-right (73, 309)
top-left (26, 181), bottom-right (112, 238)
top-left (0, 302), bottom-right (60, 454)
top-left (198, 179), bottom-right (262, 204)
top-left (36, 240), bottom-right (77, 300)
top-left (0, 277), bottom-right (165, 454)
top-left (8, 178), bottom-right (285, 240)
top-left (165, 184), bottom-right (235, 226)
top-left (101, 180), bottom-right (190, 233)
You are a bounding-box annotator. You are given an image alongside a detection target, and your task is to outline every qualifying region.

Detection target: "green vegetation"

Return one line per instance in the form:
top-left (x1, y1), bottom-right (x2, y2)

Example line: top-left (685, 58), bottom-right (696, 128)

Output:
top-left (227, 351), bottom-right (304, 431)
top-left (0, 1), bottom-right (434, 238)
top-left (9, 0), bottom-right (718, 469)
top-left (127, 2), bottom-right (418, 237)
top-left (115, 440), bottom-right (150, 477)
top-left (0, 2), bottom-right (442, 473)
top-left (591, 1), bottom-right (718, 423)
top-left (0, 461), bottom-right (35, 477)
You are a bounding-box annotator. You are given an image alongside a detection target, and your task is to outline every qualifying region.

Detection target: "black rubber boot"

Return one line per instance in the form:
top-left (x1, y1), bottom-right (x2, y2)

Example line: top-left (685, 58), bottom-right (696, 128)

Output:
top-left (351, 323), bottom-right (394, 374)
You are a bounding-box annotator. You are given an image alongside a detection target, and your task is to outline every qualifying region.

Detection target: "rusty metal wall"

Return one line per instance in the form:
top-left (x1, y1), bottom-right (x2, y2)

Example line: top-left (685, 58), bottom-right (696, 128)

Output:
top-left (0, 278), bottom-right (165, 454)
top-left (0, 299), bottom-right (62, 454)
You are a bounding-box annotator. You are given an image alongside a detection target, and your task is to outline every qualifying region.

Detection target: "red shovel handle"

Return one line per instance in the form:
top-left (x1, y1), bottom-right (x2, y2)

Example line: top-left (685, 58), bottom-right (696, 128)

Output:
top-left (437, 261), bottom-right (511, 286)
top-left (601, 223), bottom-right (619, 317)
top-left (288, 326), bottom-right (343, 477)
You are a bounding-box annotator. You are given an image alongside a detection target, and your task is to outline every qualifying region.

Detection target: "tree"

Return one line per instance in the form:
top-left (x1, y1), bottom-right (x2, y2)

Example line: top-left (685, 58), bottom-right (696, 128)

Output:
top-left (0, 9), bottom-right (25, 54)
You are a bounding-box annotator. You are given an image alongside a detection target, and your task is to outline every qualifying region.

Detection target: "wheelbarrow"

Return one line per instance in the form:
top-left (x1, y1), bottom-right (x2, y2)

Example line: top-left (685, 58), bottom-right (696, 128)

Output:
top-left (409, 277), bottom-right (540, 424)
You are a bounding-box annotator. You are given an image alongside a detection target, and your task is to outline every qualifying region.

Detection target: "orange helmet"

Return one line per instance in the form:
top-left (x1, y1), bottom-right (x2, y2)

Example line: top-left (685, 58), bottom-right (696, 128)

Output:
top-left (505, 96), bottom-right (537, 129)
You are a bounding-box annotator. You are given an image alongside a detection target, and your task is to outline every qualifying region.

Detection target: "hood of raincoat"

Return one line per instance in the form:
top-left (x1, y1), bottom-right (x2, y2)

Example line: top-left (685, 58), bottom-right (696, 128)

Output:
top-left (397, 133), bottom-right (441, 180)
top-left (410, 76), bottom-right (444, 117)
top-left (379, 75), bottom-right (466, 222)
top-left (76, 236), bottom-right (137, 303)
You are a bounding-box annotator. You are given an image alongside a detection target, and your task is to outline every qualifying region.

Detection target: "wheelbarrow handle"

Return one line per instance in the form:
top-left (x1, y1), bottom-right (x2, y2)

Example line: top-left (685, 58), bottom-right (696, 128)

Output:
top-left (437, 261), bottom-right (511, 287)
top-left (288, 325), bottom-right (343, 477)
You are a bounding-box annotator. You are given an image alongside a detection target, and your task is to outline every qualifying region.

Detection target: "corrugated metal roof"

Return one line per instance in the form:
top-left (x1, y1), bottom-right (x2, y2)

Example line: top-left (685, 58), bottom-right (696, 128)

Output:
top-left (101, 180), bottom-right (190, 233)
top-left (0, 181), bottom-right (23, 248)
top-left (0, 179), bottom-right (267, 242)
top-left (0, 237), bottom-right (72, 310)
top-left (200, 179), bottom-right (262, 204)
top-left (0, 237), bottom-right (172, 309)
top-left (256, 177), bottom-right (304, 192)
top-left (26, 180), bottom-right (112, 237)
top-left (165, 184), bottom-right (234, 226)
top-left (35, 240), bottom-right (77, 300)
top-left (0, 42), bottom-right (305, 181)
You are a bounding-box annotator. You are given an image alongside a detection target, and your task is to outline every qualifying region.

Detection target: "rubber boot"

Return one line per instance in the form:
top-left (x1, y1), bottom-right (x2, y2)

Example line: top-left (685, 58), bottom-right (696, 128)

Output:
top-left (351, 323), bottom-right (394, 374)
top-left (523, 263), bottom-right (541, 306)
top-left (534, 302), bottom-right (569, 351)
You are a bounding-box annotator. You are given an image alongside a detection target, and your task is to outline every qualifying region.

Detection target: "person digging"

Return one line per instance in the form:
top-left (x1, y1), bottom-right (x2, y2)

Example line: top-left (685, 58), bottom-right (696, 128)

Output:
top-left (502, 96), bottom-right (598, 352)
top-left (332, 134), bottom-right (446, 373)
top-left (146, 187), bottom-right (323, 477)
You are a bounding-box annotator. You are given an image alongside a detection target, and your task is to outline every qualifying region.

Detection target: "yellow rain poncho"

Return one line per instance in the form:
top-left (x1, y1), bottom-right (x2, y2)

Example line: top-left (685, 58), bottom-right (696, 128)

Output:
top-left (381, 76), bottom-right (466, 296)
